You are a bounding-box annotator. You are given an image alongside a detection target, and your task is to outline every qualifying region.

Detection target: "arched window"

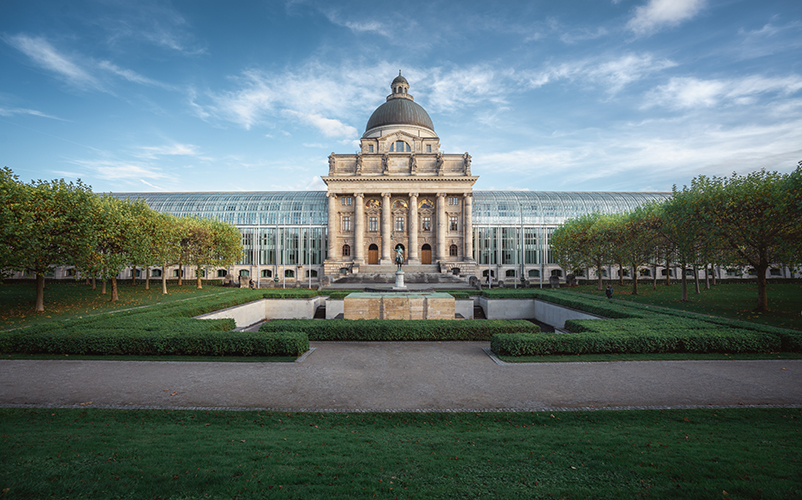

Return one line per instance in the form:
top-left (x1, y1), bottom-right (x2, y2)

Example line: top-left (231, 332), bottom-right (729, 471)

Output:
top-left (151, 269), bottom-right (162, 277)
top-left (261, 269), bottom-right (272, 278)
top-left (506, 269), bottom-right (516, 277)
top-left (449, 244), bottom-right (458, 256)
top-left (285, 269), bottom-right (295, 278)
top-left (217, 269), bottom-right (227, 278)
top-left (342, 244), bottom-right (351, 256)
top-left (390, 140), bottom-right (410, 152)
top-left (306, 270), bottom-right (318, 278)
top-left (528, 269), bottom-right (539, 278)
top-left (239, 270), bottom-right (249, 277)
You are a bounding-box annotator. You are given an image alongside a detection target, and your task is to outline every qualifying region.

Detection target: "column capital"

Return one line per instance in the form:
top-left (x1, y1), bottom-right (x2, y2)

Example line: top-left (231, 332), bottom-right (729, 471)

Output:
top-left (326, 192), bottom-right (338, 199)
top-left (437, 192), bottom-right (447, 198)
top-left (381, 192), bottom-right (392, 199)
top-left (463, 192), bottom-right (473, 199)
top-left (354, 192), bottom-right (364, 199)
top-left (409, 192), bottom-right (419, 198)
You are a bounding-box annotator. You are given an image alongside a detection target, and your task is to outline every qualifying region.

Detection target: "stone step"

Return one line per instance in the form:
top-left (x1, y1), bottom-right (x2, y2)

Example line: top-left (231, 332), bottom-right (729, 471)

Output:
top-left (356, 264), bottom-right (440, 274)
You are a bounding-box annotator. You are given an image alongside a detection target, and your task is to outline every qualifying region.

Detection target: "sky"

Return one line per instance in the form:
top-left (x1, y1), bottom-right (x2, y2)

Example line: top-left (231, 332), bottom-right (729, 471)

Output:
top-left (1, 0), bottom-right (801, 194)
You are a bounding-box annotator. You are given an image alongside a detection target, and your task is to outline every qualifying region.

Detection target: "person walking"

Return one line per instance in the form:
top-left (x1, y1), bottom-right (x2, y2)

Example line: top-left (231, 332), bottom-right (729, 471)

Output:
top-left (605, 285), bottom-right (613, 299)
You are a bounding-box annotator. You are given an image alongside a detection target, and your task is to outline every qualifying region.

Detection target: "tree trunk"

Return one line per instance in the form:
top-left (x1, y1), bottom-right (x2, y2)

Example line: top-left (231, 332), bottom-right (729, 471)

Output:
top-left (680, 262), bottom-right (688, 301)
top-left (145, 267), bottom-right (150, 290)
top-left (111, 277), bottom-right (118, 302)
top-left (705, 264), bottom-right (711, 290)
top-left (756, 261), bottom-right (769, 312)
top-left (693, 265), bottom-right (700, 294)
top-left (101, 279), bottom-right (107, 295)
top-left (196, 264), bottom-right (203, 289)
top-left (631, 264), bottom-right (639, 295)
top-left (178, 264), bottom-right (183, 286)
top-left (162, 263), bottom-right (168, 295)
top-left (665, 257), bottom-right (671, 286)
top-left (35, 273), bottom-right (45, 312)
top-left (131, 266), bottom-right (137, 286)
top-left (652, 264), bottom-right (657, 290)
top-left (92, 276), bottom-right (96, 290)
top-left (712, 266), bottom-right (718, 286)
top-left (596, 259), bottom-right (603, 291)
top-left (85, 277), bottom-right (90, 286)
top-left (618, 265), bottom-right (624, 286)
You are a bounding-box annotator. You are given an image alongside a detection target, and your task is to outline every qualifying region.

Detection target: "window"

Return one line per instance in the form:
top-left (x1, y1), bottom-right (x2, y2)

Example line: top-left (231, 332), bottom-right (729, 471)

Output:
top-left (551, 269), bottom-right (563, 277)
top-left (770, 268), bottom-right (782, 276)
top-left (661, 269), bottom-right (674, 277)
top-left (426, 145), bottom-right (432, 153)
top-left (261, 270), bottom-right (272, 278)
top-left (448, 197), bottom-right (459, 206)
top-left (217, 269), bottom-right (227, 278)
top-left (685, 269), bottom-right (694, 276)
top-left (151, 269), bottom-right (162, 277)
top-left (306, 270), bottom-right (318, 278)
top-left (285, 269), bottom-right (294, 278)
top-left (422, 216), bottom-right (431, 231)
top-left (528, 269), bottom-right (540, 278)
top-left (506, 270), bottom-right (516, 277)
top-left (173, 269), bottom-right (183, 277)
top-left (341, 216), bottom-right (351, 232)
top-left (66, 268), bottom-right (76, 277)
top-left (640, 269), bottom-right (651, 277)
top-left (727, 269), bottom-right (739, 276)
top-left (449, 216), bottom-right (458, 231)
top-left (748, 268), bottom-right (757, 276)
top-left (198, 269), bottom-right (206, 278)
top-left (368, 145), bottom-right (374, 153)
top-left (449, 244), bottom-right (458, 256)
top-left (342, 244), bottom-right (351, 256)
top-left (394, 217), bottom-right (405, 232)
top-left (239, 270), bottom-right (249, 277)
top-left (369, 216), bottom-right (378, 232)
top-left (390, 141), bottom-right (410, 152)
top-left (342, 197), bottom-right (352, 206)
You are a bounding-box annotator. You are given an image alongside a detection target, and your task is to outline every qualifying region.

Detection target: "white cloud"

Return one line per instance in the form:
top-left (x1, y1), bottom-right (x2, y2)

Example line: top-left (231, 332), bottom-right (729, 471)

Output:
top-left (644, 75), bottom-right (802, 109)
top-left (523, 53), bottom-right (677, 94)
top-left (627, 0), bottom-right (705, 36)
top-left (97, 61), bottom-right (173, 89)
top-left (135, 143), bottom-right (202, 159)
top-left (0, 107), bottom-right (64, 120)
top-left (69, 158), bottom-right (171, 181)
top-left (284, 111), bottom-right (358, 138)
top-left (5, 34), bottom-right (104, 91)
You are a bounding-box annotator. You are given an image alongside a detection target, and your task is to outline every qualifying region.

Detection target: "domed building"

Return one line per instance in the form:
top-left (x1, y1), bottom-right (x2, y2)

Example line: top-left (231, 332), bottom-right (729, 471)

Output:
top-left (102, 74), bottom-right (670, 288)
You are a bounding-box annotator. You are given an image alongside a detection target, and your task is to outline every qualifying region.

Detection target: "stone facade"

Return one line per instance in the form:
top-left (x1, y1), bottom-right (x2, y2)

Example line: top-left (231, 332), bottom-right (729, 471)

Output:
top-left (323, 74), bottom-right (477, 277)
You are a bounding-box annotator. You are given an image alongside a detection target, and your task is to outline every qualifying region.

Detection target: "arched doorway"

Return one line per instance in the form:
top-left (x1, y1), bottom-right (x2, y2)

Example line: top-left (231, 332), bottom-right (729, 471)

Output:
top-left (421, 244), bottom-right (432, 265)
top-left (368, 244), bottom-right (379, 265)
top-left (394, 243), bottom-right (405, 264)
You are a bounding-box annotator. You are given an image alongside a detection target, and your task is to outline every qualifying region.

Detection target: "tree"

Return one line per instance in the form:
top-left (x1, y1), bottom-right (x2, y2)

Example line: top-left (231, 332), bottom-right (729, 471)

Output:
top-left (700, 167), bottom-right (802, 312)
top-left (9, 174), bottom-right (97, 312)
top-left (150, 212), bottom-right (182, 295)
top-left (610, 205), bottom-right (661, 295)
top-left (87, 196), bottom-right (141, 302)
top-left (551, 212), bottom-right (614, 290)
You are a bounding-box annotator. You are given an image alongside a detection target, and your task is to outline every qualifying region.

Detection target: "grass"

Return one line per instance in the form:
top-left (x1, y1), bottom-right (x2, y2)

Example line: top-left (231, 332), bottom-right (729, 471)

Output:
top-left (569, 282), bottom-right (802, 331)
top-left (0, 407), bottom-right (799, 498)
top-left (498, 352), bottom-right (802, 363)
top-left (0, 281), bottom-right (267, 330)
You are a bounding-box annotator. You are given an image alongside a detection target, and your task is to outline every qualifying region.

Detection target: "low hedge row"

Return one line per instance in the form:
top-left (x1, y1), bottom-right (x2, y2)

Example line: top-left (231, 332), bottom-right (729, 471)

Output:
top-left (2, 327), bottom-right (307, 356)
top-left (260, 319), bottom-right (539, 341)
top-left (491, 329), bottom-right (781, 356)
top-left (482, 289), bottom-right (639, 319)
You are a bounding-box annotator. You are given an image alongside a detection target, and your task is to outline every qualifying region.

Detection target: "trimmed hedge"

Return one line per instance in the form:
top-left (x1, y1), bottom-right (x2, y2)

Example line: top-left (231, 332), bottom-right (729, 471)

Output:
top-left (3, 327), bottom-right (307, 356)
top-left (260, 319), bottom-right (539, 341)
top-left (482, 289), bottom-right (640, 319)
top-left (491, 330), bottom-right (781, 356)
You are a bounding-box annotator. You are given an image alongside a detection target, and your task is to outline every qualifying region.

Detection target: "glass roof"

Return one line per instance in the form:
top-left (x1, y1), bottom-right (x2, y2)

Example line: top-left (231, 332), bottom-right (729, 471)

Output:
top-left (111, 190), bottom-right (671, 227)
top-left (111, 191), bottom-right (328, 226)
top-left (472, 191), bottom-right (671, 225)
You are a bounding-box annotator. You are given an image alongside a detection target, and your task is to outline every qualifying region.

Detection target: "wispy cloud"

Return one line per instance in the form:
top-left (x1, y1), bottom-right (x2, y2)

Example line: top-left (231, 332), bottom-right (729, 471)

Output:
top-left (521, 53), bottom-right (677, 94)
top-left (134, 143), bottom-right (202, 160)
top-left (627, 0), bottom-right (705, 36)
top-left (5, 34), bottom-right (104, 91)
top-left (96, 3), bottom-right (206, 55)
top-left (0, 106), bottom-right (64, 120)
top-left (97, 61), bottom-right (174, 89)
top-left (68, 157), bottom-right (172, 181)
top-left (643, 75), bottom-right (802, 109)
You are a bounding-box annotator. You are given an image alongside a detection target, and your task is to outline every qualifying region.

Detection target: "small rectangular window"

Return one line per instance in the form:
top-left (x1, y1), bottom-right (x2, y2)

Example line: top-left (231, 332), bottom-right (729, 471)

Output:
top-left (394, 217), bottom-right (405, 232)
top-left (342, 197), bottom-right (352, 206)
top-left (448, 197), bottom-right (459, 206)
top-left (368, 145), bottom-right (374, 153)
top-left (369, 217), bottom-right (378, 232)
top-left (422, 216), bottom-right (431, 231)
top-left (449, 216), bottom-right (458, 231)
top-left (341, 216), bottom-right (351, 232)
top-left (426, 145), bottom-right (432, 153)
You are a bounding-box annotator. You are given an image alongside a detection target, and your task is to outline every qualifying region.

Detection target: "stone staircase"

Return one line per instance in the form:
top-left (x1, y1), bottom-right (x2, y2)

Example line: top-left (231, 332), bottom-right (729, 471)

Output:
top-left (332, 264), bottom-right (467, 285)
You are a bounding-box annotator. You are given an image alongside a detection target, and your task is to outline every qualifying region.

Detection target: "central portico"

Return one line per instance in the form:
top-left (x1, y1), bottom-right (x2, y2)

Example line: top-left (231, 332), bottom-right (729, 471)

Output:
top-left (323, 73), bottom-right (478, 278)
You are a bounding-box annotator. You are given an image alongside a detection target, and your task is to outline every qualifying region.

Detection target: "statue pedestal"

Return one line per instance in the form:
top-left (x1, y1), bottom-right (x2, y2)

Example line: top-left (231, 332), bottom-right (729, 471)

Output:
top-left (393, 269), bottom-right (407, 290)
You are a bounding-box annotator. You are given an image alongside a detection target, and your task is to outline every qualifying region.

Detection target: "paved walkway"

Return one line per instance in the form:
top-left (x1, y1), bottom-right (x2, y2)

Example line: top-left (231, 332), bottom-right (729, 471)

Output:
top-left (2, 342), bottom-right (800, 412)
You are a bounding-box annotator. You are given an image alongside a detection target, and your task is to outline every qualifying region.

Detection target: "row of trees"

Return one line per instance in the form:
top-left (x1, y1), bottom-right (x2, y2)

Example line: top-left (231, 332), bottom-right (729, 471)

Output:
top-left (1, 168), bottom-right (243, 312)
top-left (551, 167), bottom-right (802, 312)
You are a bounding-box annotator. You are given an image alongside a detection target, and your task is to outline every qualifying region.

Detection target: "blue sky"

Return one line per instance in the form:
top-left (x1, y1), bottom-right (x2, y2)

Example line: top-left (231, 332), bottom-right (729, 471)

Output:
top-left (1, 0), bottom-right (800, 194)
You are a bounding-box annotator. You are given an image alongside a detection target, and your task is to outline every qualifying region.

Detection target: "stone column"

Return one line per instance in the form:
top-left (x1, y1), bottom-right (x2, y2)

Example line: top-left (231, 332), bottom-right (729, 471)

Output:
top-left (436, 192), bottom-right (447, 262)
top-left (326, 193), bottom-right (338, 262)
top-left (408, 192), bottom-right (419, 264)
top-left (381, 192), bottom-right (392, 265)
top-left (354, 192), bottom-right (364, 264)
top-left (463, 193), bottom-right (474, 261)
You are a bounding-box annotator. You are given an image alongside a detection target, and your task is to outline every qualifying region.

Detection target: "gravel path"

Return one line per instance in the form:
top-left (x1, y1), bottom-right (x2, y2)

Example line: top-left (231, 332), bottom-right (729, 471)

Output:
top-left (1, 342), bottom-right (800, 412)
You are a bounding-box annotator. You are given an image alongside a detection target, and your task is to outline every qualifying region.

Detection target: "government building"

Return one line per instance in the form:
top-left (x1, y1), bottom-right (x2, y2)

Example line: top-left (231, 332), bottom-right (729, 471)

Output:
top-left (23, 75), bottom-right (680, 286)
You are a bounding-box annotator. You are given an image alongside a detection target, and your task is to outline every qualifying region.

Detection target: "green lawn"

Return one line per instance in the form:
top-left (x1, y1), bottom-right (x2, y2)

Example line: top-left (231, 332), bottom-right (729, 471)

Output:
top-left (570, 282), bottom-right (802, 331)
top-left (0, 282), bottom-right (265, 330)
top-left (0, 408), bottom-right (799, 498)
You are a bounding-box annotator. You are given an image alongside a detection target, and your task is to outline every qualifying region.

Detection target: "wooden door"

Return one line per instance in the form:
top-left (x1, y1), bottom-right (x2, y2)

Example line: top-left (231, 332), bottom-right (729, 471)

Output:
top-left (421, 244), bottom-right (432, 265)
top-left (368, 244), bottom-right (379, 265)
